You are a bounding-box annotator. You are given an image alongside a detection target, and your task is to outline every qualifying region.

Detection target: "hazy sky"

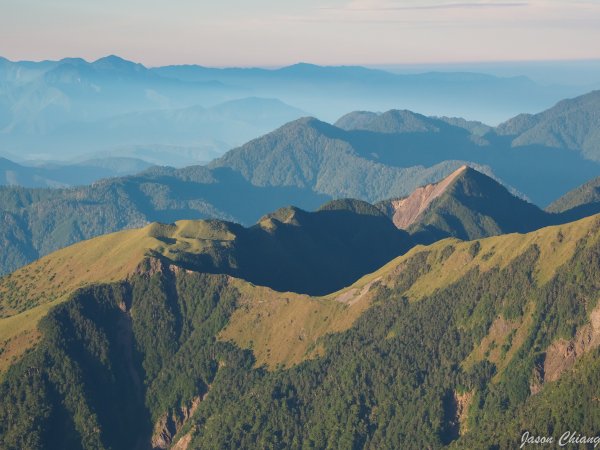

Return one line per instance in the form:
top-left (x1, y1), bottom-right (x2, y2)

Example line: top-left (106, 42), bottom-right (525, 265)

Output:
top-left (1, 0), bottom-right (600, 66)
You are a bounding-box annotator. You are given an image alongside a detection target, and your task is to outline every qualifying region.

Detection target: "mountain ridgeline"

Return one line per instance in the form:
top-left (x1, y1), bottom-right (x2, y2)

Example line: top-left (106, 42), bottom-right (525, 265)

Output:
top-left (1, 160), bottom-right (600, 278)
top-left (1, 196), bottom-right (599, 448)
top-left (145, 201), bottom-right (412, 296)
top-left (496, 90), bottom-right (600, 161)
top-left (3, 54), bottom-right (589, 165)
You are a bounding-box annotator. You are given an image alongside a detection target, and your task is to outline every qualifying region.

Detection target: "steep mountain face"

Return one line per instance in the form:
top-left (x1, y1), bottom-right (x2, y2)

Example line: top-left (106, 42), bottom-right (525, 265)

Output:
top-left (378, 165), bottom-right (553, 243)
top-left (495, 90), bottom-right (600, 161)
top-left (378, 165), bottom-right (468, 229)
top-left (1, 209), bottom-right (599, 449)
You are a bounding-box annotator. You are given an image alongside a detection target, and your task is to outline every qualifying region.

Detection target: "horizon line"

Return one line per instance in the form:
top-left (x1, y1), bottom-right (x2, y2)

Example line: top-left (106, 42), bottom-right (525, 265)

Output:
top-left (2, 54), bottom-right (600, 70)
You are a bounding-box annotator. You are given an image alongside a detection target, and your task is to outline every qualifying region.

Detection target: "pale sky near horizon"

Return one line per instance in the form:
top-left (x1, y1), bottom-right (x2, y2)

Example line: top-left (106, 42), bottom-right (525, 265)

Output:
top-left (1, 0), bottom-right (599, 67)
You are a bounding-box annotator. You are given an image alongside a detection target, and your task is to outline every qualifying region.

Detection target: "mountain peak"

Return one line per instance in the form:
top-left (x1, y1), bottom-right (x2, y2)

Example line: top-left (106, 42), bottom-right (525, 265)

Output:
top-left (58, 57), bottom-right (87, 66)
top-left (277, 116), bottom-right (342, 136)
top-left (282, 62), bottom-right (320, 70)
top-left (92, 55), bottom-right (147, 72)
top-left (387, 164), bottom-right (551, 242)
top-left (258, 206), bottom-right (305, 227)
top-left (380, 165), bottom-right (469, 229)
top-left (335, 109), bottom-right (443, 134)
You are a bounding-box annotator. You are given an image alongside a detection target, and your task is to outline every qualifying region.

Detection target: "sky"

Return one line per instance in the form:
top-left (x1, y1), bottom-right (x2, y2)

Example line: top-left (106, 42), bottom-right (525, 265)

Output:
top-left (1, 0), bottom-right (600, 67)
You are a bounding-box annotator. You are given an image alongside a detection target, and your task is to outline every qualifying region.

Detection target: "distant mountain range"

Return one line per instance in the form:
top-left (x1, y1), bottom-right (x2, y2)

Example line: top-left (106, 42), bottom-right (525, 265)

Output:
top-left (153, 62), bottom-right (583, 123)
top-left (0, 55), bottom-right (592, 164)
top-left (0, 156), bottom-right (152, 188)
top-left (0, 55), bottom-right (306, 163)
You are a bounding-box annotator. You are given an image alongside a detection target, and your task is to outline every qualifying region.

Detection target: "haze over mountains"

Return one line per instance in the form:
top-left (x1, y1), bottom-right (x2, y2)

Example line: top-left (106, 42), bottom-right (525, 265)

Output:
top-left (3, 86), bottom-right (599, 204)
top-left (152, 62), bottom-right (583, 124)
top-left (0, 55), bottom-right (594, 166)
top-left (0, 156), bottom-right (152, 188)
top-left (0, 86), bottom-right (599, 277)
top-left (210, 91), bottom-right (600, 206)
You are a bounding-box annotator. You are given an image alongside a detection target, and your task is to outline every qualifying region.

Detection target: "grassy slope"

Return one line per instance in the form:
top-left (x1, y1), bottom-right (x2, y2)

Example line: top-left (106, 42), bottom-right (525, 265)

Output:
top-left (0, 208), bottom-right (404, 372)
top-left (2, 208), bottom-right (598, 375)
top-left (1, 213), bottom-right (600, 448)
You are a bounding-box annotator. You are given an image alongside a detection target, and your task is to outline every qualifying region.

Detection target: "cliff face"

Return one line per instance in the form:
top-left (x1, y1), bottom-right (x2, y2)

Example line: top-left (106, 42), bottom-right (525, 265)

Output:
top-left (151, 396), bottom-right (203, 450)
top-left (384, 165), bottom-right (467, 229)
top-left (543, 303), bottom-right (600, 383)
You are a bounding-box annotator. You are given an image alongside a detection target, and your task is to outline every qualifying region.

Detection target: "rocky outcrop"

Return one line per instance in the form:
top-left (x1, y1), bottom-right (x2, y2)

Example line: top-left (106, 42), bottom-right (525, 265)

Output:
top-left (151, 396), bottom-right (202, 450)
top-left (441, 388), bottom-right (473, 444)
top-left (383, 165), bottom-right (466, 229)
top-left (133, 256), bottom-right (168, 278)
top-left (455, 390), bottom-right (473, 435)
top-left (543, 304), bottom-right (600, 383)
top-left (171, 431), bottom-right (194, 450)
top-left (529, 360), bottom-right (544, 395)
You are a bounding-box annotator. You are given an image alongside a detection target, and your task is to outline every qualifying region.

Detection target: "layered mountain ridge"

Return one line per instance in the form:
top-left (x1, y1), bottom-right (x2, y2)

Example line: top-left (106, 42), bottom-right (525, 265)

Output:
top-left (1, 89), bottom-right (600, 278)
top-left (2, 58), bottom-right (600, 450)
top-left (1, 198), bottom-right (599, 448)
top-left (3, 165), bottom-right (599, 377)
top-left (3, 54), bottom-right (587, 165)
